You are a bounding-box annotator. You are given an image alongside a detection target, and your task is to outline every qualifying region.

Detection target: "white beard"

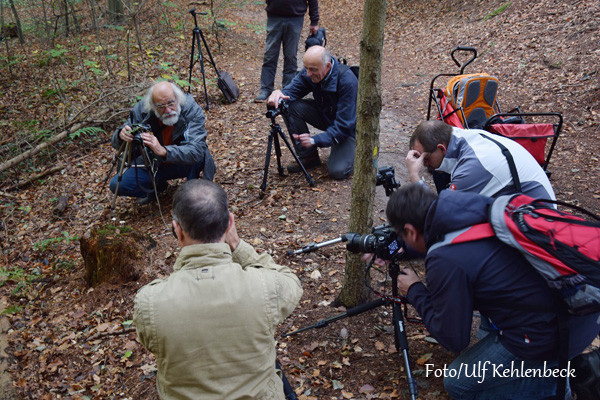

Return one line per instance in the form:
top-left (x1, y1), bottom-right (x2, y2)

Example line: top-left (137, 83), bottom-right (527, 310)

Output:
top-left (154, 104), bottom-right (181, 126)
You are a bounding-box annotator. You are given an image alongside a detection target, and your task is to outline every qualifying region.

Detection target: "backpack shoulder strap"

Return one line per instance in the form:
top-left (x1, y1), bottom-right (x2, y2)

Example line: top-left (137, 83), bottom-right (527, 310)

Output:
top-left (479, 133), bottom-right (522, 192)
top-left (428, 223), bottom-right (495, 253)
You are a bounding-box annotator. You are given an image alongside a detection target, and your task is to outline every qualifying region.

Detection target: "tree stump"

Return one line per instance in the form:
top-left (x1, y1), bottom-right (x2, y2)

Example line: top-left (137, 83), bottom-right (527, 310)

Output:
top-left (79, 225), bottom-right (156, 287)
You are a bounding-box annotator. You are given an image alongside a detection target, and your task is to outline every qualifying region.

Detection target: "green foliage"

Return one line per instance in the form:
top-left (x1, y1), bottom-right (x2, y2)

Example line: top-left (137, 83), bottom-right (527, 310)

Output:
top-left (159, 61), bottom-right (172, 71)
top-left (33, 129), bottom-right (52, 141)
top-left (54, 258), bottom-right (76, 271)
top-left (1, 305), bottom-right (23, 315)
top-left (69, 126), bottom-right (104, 140)
top-left (484, 2), bottom-right (511, 21)
top-left (84, 59), bottom-right (103, 75)
top-left (247, 23), bottom-right (266, 35)
top-left (42, 88), bottom-right (59, 98)
top-left (104, 24), bottom-right (125, 31)
top-left (0, 266), bottom-right (39, 299)
top-left (96, 224), bottom-right (133, 236)
top-left (49, 44), bottom-right (68, 59)
top-left (0, 54), bottom-right (24, 69)
top-left (33, 231), bottom-right (80, 252)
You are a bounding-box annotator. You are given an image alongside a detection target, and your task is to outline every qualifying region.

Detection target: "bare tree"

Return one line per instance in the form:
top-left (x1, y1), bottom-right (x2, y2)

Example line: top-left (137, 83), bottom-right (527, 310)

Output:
top-left (336, 0), bottom-right (388, 307)
top-left (8, 0), bottom-right (24, 44)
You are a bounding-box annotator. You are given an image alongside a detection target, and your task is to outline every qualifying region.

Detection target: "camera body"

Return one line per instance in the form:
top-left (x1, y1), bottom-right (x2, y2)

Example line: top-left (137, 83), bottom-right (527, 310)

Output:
top-left (376, 166), bottom-right (401, 197)
top-left (129, 123), bottom-right (150, 145)
top-left (346, 224), bottom-right (403, 261)
top-left (265, 101), bottom-right (289, 119)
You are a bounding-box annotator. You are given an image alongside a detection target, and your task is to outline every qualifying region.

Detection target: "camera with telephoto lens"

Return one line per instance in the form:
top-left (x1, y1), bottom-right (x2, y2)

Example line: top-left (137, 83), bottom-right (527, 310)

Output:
top-left (130, 123), bottom-right (150, 145)
top-left (345, 224), bottom-right (403, 261)
top-left (266, 100), bottom-right (289, 119)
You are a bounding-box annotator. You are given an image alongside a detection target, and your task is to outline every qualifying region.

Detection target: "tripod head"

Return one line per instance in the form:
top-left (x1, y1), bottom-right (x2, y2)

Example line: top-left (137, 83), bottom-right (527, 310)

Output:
top-left (188, 8), bottom-right (207, 28)
top-left (265, 101), bottom-right (289, 120)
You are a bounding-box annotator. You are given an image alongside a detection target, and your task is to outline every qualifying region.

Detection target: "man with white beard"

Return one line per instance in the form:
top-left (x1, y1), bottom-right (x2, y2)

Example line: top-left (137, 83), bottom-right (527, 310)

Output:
top-left (110, 81), bottom-right (215, 204)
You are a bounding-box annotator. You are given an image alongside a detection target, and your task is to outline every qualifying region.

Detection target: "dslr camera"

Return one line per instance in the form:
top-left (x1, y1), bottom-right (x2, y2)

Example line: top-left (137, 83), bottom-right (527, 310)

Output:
top-left (265, 101), bottom-right (289, 119)
top-left (346, 224), bottom-right (403, 261)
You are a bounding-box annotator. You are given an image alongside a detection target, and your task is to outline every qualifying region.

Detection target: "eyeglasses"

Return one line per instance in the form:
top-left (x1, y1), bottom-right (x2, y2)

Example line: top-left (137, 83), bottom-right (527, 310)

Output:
top-left (156, 100), bottom-right (177, 111)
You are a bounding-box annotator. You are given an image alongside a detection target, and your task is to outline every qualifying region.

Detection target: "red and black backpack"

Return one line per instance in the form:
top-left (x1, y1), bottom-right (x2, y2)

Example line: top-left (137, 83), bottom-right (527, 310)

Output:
top-left (432, 194), bottom-right (600, 315)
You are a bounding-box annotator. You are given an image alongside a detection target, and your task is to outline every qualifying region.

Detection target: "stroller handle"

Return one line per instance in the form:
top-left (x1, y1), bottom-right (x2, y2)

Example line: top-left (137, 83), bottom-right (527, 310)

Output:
top-left (451, 47), bottom-right (477, 74)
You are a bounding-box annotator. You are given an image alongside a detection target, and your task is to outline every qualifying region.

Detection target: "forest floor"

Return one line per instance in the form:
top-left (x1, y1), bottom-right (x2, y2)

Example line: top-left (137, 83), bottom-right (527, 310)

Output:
top-left (0, 0), bottom-right (598, 399)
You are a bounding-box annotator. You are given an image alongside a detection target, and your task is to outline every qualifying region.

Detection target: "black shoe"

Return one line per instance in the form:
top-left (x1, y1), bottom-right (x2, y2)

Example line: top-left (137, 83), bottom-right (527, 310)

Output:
top-left (571, 348), bottom-right (600, 400)
top-left (138, 194), bottom-right (157, 205)
top-left (254, 91), bottom-right (270, 103)
top-left (286, 157), bottom-right (321, 173)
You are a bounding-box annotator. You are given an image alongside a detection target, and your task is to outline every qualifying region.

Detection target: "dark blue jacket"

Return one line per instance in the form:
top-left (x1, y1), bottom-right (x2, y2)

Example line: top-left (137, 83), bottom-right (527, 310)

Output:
top-left (406, 190), bottom-right (600, 360)
top-left (283, 58), bottom-right (358, 148)
top-left (266, 0), bottom-right (319, 25)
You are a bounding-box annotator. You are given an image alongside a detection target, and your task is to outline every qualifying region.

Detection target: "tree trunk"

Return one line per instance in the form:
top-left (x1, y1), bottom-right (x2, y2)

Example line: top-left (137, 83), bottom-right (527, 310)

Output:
top-left (108, 0), bottom-right (124, 23)
top-left (8, 0), bottom-right (23, 44)
top-left (336, 0), bottom-right (388, 308)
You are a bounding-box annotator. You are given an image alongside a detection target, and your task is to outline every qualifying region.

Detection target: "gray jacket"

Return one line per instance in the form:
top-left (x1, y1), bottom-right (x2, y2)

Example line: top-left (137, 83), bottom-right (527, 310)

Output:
top-left (111, 93), bottom-right (215, 179)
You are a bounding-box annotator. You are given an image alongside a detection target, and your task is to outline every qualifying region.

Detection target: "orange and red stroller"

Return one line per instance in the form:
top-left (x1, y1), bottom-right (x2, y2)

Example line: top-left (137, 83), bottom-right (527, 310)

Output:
top-left (426, 46), bottom-right (563, 174)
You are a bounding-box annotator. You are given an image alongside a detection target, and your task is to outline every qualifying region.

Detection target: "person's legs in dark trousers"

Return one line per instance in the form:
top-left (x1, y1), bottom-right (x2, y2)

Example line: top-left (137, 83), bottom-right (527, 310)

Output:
top-left (443, 332), bottom-right (570, 399)
top-left (282, 99), bottom-right (325, 161)
top-left (328, 134), bottom-right (355, 179)
top-left (283, 99), bottom-right (355, 178)
top-left (258, 16), bottom-right (284, 99)
top-left (275, 360), bottom-right (298, 400)
top-left (109, 162), bottom-right (204, 198)
top-left (281, 16), bottom-right (303, 89)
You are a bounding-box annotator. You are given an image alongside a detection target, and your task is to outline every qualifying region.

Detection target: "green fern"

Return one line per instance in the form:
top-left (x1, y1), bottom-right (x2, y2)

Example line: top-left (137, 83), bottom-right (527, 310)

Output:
top-left (69, 126), bottom-right (104, 140)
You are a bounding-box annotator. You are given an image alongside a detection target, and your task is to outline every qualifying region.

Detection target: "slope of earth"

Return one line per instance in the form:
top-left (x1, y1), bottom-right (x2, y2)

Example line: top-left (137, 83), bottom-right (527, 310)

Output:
top-left (0, 0), bottom-right (597, 399)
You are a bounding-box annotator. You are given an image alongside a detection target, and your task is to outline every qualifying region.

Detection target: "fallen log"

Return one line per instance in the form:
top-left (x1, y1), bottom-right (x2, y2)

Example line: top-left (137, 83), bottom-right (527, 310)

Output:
top-left (5, 165), bottom-right (64, 191)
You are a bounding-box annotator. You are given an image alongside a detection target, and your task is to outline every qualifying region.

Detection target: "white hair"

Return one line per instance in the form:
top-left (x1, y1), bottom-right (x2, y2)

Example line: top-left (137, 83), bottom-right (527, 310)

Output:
top-left (141, 82), bottom-right (187, 114)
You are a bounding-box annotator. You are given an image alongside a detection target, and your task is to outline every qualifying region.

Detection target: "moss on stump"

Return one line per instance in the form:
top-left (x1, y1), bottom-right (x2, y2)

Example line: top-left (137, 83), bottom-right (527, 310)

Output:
top-left (80, 224), bottom-right (156, 287)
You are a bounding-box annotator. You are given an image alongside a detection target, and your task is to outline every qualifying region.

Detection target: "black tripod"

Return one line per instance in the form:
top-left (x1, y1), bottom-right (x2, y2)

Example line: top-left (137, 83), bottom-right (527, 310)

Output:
top-left (187, 8), bottom-right (218, 110)
top-left (283, 258), bottom-right (418, 400)
top-left (109, 125), bottom-right (160, 210)
top-left (259, 104), bottom-right (315, 198)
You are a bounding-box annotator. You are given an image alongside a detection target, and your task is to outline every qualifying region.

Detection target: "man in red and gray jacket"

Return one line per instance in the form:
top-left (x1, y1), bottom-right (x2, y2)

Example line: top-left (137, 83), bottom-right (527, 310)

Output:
top-left (254, 0), bottom-right (319, 102)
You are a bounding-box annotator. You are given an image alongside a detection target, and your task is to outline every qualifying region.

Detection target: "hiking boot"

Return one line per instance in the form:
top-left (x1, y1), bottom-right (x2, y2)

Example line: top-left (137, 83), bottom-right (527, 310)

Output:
top-left (138, 194), bottom-right (157, 205)
top-left (254, 91), bottom-right (271, 103)
top-left (286, 156), bottom-right (321, 173)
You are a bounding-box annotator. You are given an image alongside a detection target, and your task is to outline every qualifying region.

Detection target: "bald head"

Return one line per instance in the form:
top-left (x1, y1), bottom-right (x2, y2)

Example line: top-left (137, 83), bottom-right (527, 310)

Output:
top-left (172, 180), bottom-right (230, 243)
top-left (152, 81), bottom-right (175, 104)
top-left (303, 46), bottom-right (332, 83)
top-left (141, 81), bottom-right (187, 125)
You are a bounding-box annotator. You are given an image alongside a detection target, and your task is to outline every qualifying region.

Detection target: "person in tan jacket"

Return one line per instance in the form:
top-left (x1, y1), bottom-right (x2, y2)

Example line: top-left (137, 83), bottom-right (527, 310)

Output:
top-left (133, 179), bottom-right (303, 399)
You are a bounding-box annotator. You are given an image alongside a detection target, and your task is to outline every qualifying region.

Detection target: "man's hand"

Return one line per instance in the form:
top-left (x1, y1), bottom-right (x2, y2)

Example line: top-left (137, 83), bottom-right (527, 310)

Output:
top-left (267, 90), bottom-right (290, 107)
top-left (293, 133), bottom-right (314, 148)
top-left (141, 132), bottom-right (167, 157)
top-left (309, 24), bottom-right (319, 35)
top-left (224, 213), bottom-right (240, 252)
top-left (406, 149), bottom-right (426, 184)
top-left (397, 267), bottom-right (421, 296)
top-left (119, 125), bottom-right (134, 143)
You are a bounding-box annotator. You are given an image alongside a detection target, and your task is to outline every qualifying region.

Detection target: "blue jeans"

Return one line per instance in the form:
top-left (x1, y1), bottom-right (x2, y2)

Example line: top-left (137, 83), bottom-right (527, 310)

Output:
top-left (259, 15), bottom-right (304, 93)
top-left (109, 162), bottom-right (203, 198)
top-left (443, 332), bottom-right (571, 399)
top-left (283, 99), bottom-right (355, 179)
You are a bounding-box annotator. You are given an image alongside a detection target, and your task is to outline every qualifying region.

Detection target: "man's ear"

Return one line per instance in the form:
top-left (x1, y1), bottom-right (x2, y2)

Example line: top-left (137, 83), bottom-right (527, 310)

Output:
top-left (172, 220), bottom-right (184, 242)
top-left (226, 212), bottom-right (234, 233)
top-left (437, 143), bottom-right (447, 155)
top-left (403, 223), bottom-right (420, 244)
